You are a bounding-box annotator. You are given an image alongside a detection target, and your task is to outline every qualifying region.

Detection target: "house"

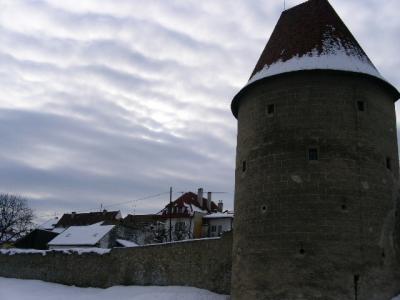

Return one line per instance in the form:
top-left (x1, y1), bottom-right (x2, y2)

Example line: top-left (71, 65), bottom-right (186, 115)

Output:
top-left (202, 211), bottom-right (234, 237)
top-left (121, 214), bottom-right (163, 244)
top-left (48, 222), bottom-right (116, 249)
top-left (157, 188), bottom-right (220, 241)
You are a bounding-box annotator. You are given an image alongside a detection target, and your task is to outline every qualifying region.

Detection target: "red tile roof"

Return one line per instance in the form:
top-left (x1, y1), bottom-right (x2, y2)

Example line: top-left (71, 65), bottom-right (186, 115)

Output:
top-left (159, 192), bottom-right (218, 218)
top-left (231, 0), bottom-right (399, 118)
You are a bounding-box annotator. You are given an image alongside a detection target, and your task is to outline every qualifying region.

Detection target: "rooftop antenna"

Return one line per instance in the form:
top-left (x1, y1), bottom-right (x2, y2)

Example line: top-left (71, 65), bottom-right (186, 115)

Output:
top-left (284, 0), bottom-right (286, 10)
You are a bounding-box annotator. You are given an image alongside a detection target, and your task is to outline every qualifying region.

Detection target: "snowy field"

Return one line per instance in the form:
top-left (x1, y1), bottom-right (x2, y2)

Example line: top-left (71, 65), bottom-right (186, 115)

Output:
top-left (0, 277), bottom-right (230, 300)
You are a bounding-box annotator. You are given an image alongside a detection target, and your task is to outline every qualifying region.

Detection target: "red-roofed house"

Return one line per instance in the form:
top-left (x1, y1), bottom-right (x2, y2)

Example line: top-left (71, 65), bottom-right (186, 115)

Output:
top-left (157, 188), bottom-right (219, 241)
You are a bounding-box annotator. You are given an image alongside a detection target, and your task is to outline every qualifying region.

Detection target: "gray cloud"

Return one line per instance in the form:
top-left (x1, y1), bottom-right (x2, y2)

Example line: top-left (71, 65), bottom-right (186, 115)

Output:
top-left (0, 0), bottom-right (398, 222)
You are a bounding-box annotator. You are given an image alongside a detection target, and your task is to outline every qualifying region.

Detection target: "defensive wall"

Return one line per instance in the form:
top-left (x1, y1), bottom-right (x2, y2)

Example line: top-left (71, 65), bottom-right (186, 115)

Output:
top-left (0, 232), bottom-right (232, 295)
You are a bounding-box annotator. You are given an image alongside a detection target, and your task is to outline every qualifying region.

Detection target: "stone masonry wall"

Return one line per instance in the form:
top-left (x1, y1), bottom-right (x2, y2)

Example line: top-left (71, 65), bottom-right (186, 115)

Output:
top-left (0, 232), bottom-right (232, 294)
top-left (232, 71), bottom-right (400, 300)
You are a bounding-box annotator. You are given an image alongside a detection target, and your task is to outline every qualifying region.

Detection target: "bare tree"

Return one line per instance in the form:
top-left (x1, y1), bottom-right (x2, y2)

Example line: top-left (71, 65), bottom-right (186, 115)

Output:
top-left (0, 194), bottom-right (34, 244)
top-left (174, 221), bottom-right (190, 241)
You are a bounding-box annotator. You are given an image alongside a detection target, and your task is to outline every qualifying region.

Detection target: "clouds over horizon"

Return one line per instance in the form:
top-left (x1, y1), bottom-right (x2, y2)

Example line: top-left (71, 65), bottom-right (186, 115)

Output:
top-left (0, 0), bottom-right (399, 222)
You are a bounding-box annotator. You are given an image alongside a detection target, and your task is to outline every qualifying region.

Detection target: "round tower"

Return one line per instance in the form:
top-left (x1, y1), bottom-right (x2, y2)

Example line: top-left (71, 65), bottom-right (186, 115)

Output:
top-left (231, 0), bottom-right (400, 299)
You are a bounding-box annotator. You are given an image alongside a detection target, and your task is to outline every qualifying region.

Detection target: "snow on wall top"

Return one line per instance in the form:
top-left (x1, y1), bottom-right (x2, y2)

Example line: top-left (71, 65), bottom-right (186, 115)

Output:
top-left (203, 212), bottom-right (234, 219)
top-left (48, 222), bottom-right (114, 246)
top-left (248, 0), bottom-right (381, 84)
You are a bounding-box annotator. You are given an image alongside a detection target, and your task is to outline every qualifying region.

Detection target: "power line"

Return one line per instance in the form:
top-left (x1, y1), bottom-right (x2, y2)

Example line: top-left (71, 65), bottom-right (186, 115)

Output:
top-left (102, 191), bottom-right (170, 209)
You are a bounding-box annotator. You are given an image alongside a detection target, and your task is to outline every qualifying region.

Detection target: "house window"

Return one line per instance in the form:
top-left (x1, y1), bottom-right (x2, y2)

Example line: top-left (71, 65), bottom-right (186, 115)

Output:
top-left (267, 104), bottom-right (275, 116)
top-left (386, 157), bottom-right (392, 170)
top-left (308, 148), bottom-right (318, 161)
top-left (217, 225), bottom-right (222, 235)
top-left (211, 225), bottom-right (217, 232)
top-left (357, 101), bottom-right (365, 112)
top-left (242, 160), bottom-right (247, 172)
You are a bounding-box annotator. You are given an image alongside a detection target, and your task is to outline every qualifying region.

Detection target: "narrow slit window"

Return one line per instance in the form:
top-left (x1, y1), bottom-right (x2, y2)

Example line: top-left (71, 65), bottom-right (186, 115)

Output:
top-left (386, 157), bottom-right (392, 170)
top-left (267, 104), bottom-right (275, 115)
top-left (357, 101), bottom-right (365, 112)
top-left (308, 148), bottom-right (318, 161)
top-left (242, 160), bottom-right (247, 172)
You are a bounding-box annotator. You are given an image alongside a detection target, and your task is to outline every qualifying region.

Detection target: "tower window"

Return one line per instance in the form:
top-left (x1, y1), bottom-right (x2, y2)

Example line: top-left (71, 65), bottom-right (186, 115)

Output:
top-left (308, 148), bottom-right (318, 161)
top-left (242, 160), bottom-right (247, 172)
top-left (357, 101), bottom-right (365, 112)
top-left (386, 157), bottom-right (392, 170)
top-left (267, 104), bottom-right (275, 116)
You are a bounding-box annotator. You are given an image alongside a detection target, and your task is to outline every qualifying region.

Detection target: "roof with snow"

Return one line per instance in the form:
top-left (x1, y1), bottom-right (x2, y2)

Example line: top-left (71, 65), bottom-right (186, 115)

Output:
top-left (116, 239), bottom-right (139, 247)
top-left (37, 217), bottom-right (59, 231)
top-left (48, 222), bottom-right (114, 246)
top-left (203, 212), bottom-right (234, 219)
top-left (232, 0), bottom-right (399, 117)
top-left (158, 192), bottom-right (219, 218)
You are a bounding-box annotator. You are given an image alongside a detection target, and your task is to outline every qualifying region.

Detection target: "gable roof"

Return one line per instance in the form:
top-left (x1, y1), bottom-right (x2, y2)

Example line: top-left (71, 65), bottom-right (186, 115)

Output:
top-left (158, 192), bottom-right (218, 218)
top-left (48, 222), bottom-right (114, 246)
top-left (55, 210), bottom-right (121, 228)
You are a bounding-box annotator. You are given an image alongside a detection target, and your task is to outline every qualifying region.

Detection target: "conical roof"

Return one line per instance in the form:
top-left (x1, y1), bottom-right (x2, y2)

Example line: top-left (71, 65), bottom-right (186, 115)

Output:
top-left (248, 0), bottom-right (381, 83)
top-left (232, 0), bottom-right (399, 117)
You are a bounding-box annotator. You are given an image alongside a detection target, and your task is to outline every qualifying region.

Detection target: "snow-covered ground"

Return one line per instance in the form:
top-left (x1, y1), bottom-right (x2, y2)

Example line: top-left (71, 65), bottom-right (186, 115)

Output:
top-left (0, 277), bottom-right (230, 300)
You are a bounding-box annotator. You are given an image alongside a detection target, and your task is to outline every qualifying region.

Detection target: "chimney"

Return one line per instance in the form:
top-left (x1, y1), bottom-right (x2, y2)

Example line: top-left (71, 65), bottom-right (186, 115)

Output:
top-left (197, 188), bottom-right (204, 208)
top-left (218, 200), bottom-right (223, 212)
top-left (71, 212), bottom-right (76, 218)
top-left (102, 209), bottom-right (107, 215)
top-left (207, 192), bottom-right (212, 211)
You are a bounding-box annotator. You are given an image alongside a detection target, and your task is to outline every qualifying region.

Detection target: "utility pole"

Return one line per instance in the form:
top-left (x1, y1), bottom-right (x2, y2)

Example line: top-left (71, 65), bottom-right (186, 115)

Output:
top-left (169, 186), bottom-right (172, 242)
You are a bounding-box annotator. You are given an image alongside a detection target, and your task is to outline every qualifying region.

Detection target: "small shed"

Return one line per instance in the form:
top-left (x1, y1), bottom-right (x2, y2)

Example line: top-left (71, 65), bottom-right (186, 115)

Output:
top-left (14, 229), bottom-right (59, 250)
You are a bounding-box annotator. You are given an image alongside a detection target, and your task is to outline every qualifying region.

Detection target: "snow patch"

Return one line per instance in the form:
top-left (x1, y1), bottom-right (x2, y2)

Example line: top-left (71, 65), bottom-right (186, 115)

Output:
top-left (249, 35), bottom-right (383, 85)
top-left (0, 277), bottom-right (229, 300)
top-left (116, 239), bottom-right (139, 247)
top-left (203, 212), bottom-right (234, 219)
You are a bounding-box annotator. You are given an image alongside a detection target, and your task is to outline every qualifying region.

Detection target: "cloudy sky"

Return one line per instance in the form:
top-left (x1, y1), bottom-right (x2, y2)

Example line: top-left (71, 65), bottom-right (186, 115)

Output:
top-left (0, 0), bottom-right (399, 222)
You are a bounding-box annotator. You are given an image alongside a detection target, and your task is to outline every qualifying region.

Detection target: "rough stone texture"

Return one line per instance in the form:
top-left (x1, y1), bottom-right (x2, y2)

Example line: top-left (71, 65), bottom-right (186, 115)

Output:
top-left (0, 232), bottom-right (232, 294)
top-left (231, 70), bottom-right (400, 300)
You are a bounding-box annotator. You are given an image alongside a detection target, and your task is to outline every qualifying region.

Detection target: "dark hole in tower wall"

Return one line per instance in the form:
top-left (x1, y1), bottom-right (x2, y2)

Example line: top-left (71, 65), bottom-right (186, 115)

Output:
top-left (354, 274), bottom-right (360, 300)
top-left (242, 160), bottom-right (247, 172)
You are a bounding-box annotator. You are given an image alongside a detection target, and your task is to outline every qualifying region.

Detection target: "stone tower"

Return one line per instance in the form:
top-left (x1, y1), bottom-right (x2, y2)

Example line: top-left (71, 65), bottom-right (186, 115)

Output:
top-left (231, 0), bottom-right (400, 299)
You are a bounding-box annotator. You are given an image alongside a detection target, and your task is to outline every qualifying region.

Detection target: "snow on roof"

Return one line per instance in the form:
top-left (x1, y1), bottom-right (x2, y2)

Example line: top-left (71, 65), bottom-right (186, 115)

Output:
top-left (48, 222), bottom-right (114, 246)
top-left (248, 38), bottom-right (381, 85)
top-left (0, 247), bottom-right (110, 256)
top-left (231, 0), bottom-right (400, 117)
top-left (248, 0), bottom-right (381, 84)
top-left (116, 239), bottom-right (139, 247)
top-left (37, 217), bottom-right (59, 231)
top-left (203, 212), bottom-right (234, 219)
top-left (51, 227), bottom-right (66, 234)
